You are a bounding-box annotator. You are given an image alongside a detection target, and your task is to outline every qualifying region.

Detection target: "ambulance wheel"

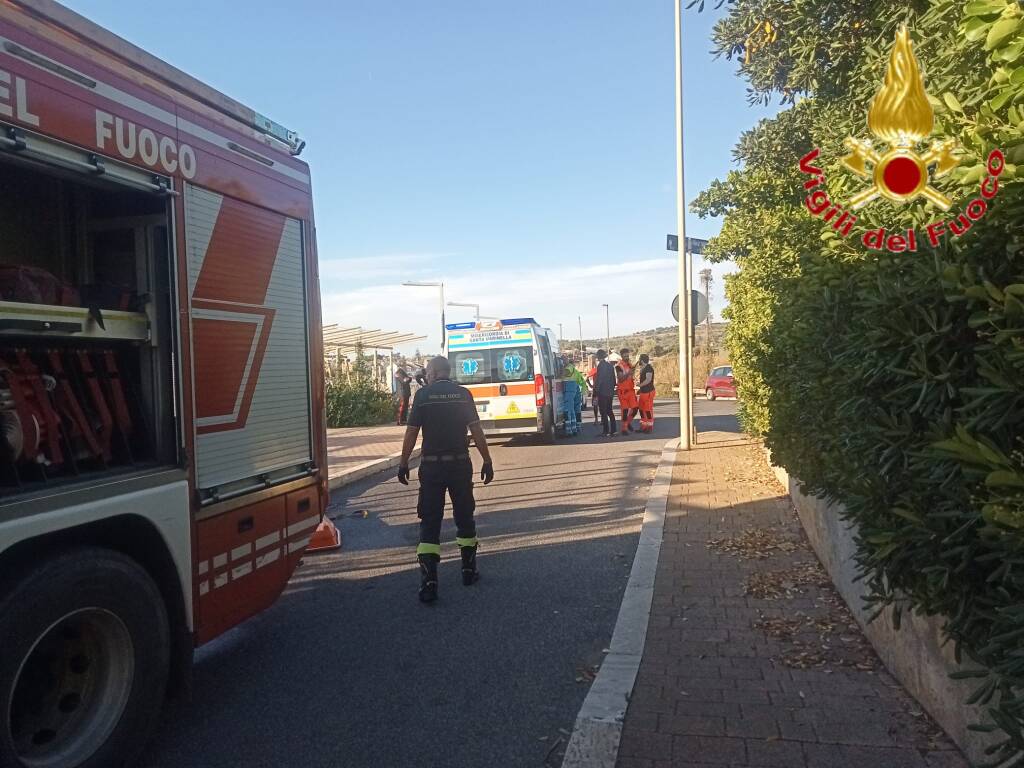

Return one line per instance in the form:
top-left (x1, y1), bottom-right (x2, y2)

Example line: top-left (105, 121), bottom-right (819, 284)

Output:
top-left (0, 547), bottom-right (170, 768)
top-left (541, 410), bottom-right (556, 445)
top-left (705, 388), bottom-right (716, 401)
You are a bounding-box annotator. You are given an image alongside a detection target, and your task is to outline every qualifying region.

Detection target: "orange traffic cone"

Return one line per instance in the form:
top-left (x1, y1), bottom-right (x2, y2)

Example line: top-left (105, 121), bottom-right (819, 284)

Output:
top-left (306, 517), bottom-right (342, 552)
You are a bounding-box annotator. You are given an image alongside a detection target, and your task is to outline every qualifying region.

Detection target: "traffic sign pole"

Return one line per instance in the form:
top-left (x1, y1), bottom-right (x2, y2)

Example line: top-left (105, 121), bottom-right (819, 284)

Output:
top-left (675, 0), bottom-right (693, 450)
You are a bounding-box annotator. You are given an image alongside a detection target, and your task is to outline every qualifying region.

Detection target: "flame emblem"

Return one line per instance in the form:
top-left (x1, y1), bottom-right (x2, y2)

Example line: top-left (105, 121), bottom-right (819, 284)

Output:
top-left (842, 26), bottom-right (959, 210)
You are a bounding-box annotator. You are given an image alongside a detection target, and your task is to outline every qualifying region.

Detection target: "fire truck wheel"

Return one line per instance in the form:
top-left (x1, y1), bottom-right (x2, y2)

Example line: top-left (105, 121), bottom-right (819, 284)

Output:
top-left (0, 547), bottom-right (170, 768)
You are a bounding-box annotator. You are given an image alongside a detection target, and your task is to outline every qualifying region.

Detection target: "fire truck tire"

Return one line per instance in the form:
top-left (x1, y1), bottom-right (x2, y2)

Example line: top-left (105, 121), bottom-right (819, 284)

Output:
top-left (0, 547), bottom-right (170, 768)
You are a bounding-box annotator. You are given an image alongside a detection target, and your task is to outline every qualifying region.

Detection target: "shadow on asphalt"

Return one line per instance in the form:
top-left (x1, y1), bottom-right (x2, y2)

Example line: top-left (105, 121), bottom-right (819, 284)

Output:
top-left (141, 527), bottom-right (644, 768)
top-left (138, 401), bottom-right (734, 768)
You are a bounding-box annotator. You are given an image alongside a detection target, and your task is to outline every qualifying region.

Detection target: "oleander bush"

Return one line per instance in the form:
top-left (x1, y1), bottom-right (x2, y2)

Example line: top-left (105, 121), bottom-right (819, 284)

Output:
top-left (325, 379), bottom-right (393, 428)
top-left (325, 344), bottom-right (394, 427)
top-left (691, 0), bottom-right (1024, 761)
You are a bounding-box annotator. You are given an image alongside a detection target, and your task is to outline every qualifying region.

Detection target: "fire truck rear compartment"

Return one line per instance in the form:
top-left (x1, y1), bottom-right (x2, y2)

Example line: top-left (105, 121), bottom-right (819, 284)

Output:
top-left (0, 157), bottom-right (177, 496)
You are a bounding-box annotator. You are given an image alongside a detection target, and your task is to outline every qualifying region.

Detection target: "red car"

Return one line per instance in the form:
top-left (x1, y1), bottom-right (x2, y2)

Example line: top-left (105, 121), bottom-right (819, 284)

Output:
top-left (704, 366), bottom-right (736, 400)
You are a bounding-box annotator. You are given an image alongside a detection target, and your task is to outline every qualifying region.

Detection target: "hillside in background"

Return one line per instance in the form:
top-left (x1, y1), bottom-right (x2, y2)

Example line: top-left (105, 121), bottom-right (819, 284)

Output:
top-left (574, 322), bottom-right (728, 358)
top-left (570, 322), bottom-right (730, 392)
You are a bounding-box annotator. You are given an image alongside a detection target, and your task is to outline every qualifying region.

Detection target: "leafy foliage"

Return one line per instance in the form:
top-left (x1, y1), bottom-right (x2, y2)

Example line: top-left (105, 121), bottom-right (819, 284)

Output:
top-left (325, 380), bottom-right (393, 428)
top-left (691, 0), bottom-right (1024, 759)
top-left (325, 344), bottom-right (393, 427)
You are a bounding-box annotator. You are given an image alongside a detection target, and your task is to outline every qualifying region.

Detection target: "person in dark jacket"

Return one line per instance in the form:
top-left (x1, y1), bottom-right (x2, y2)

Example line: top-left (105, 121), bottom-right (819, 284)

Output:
top-left (592, 349), bottom-right (618, 437)
top-left (395, 368), bottom-right (412, 425)
top-left (398, 356), bottom-right (494, 603)
top-left (636, 354), bottom-right (656, 433)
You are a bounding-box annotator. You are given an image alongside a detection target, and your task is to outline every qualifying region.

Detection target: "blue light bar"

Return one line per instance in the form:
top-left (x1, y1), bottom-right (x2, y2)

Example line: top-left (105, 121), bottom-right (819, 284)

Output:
top-left (445, 322), bottom-right (477, 330)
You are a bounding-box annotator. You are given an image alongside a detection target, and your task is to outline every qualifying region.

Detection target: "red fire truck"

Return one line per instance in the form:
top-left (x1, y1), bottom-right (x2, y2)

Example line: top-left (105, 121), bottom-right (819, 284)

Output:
top-left (0, 2), bottom-right (328, 765)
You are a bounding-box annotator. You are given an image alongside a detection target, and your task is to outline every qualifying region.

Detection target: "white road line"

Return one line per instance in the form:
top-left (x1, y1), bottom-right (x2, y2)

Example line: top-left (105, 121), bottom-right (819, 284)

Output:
top-left (561, 438), bottom-right (678, 768)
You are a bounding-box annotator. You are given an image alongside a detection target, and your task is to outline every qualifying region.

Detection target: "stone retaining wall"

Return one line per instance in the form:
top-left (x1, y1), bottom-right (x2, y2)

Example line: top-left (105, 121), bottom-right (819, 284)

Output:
top-left (768, 458), bottom-right (997, 765)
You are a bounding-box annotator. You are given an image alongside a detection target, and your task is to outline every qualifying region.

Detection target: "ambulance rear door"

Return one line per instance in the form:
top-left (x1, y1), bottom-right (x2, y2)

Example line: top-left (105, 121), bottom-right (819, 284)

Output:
top-left (450, 332), bottom-right (538, 434)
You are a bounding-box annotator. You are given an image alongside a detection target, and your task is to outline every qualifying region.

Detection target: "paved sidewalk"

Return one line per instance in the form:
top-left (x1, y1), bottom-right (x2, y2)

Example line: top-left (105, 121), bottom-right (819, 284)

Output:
top-left (326, 424), bottom-right (408, 488)
top-left (616, 439), bottom-right (967, 768)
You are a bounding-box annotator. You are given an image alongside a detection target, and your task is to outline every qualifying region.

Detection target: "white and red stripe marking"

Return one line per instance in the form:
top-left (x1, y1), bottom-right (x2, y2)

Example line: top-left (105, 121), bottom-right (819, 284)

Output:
top-left (196, 515), bottom-right (318, 595)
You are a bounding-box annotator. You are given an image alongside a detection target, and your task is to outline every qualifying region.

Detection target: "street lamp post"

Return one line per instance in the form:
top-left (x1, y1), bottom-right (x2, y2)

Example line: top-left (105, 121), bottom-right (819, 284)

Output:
top-left (601, 303), bottom-right (610, 350)
top-left (402, 281), bottom-right (446, 353)
top-left (578, 315), bottom-right (584, 359)
top-left (447, 301), bottom-right (480, 321)
top-left (675, 0), bottom-right (693, 450)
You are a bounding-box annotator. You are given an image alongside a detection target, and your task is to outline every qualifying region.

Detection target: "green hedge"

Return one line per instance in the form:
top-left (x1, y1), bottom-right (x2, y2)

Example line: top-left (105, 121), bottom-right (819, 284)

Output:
top-left (325, 379), bottom-right (393, 428)
top-left (692, 0), bottom-right (1024, 760)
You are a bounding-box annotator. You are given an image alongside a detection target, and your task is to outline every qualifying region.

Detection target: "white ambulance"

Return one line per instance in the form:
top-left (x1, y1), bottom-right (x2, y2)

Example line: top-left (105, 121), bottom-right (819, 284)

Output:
top-left (446, 318), bottom-right (565, 442)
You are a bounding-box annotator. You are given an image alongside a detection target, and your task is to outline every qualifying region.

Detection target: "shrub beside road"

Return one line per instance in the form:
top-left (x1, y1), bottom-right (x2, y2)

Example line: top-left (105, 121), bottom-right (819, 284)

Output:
top-left (692, 0), bottom-right (1024, 759)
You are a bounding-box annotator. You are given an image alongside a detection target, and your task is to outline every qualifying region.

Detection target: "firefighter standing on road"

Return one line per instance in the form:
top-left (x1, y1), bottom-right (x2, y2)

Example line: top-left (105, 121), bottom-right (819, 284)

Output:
top-left (398, 356), bottom-right (494, 603)
top-left (615, 348), bottom-right (639, 434)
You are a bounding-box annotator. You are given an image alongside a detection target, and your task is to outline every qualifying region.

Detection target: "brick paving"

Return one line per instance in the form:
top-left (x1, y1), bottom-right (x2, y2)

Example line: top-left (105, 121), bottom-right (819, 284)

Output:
top-left (326, 424), bottom-right (405, 482)
top-left (616, 439), bottom-right (968, 768)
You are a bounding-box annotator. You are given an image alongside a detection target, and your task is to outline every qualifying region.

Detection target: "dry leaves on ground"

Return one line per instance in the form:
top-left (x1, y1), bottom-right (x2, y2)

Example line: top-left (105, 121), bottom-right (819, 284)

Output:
top-left (720, 444), bottom-right (787, 492)
top-left (755, 610), bottom-right (879, 671)
top-left (744, 561), bottom-right (830, 599)
top-left (707, 527), bottom-right (805, 560)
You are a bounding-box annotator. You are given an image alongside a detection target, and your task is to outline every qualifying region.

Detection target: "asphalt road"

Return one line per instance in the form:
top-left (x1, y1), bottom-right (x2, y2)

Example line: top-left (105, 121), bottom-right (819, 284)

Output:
top-left (141, 398), bottom-right (738, 768)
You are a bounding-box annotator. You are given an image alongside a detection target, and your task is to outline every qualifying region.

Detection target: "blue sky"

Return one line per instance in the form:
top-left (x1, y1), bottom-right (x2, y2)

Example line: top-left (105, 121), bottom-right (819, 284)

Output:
top-left (67, 1), bottom-right (779, 352)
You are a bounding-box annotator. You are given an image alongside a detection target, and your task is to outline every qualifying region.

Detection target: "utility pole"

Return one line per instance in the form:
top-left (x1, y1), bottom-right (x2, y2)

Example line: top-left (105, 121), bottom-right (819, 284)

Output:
top-left (675, 0), bottom-right (693, 450)
top-left (578, 315), bottom-right (584, 359)
top-left (447, 301), bottom-right (480, 322)
top-left (700, 268), bottom-right (713, 363)
top-left (602, 303), bottom-right (610, 350)
top-left (558, 323), bottom-right (563, 341)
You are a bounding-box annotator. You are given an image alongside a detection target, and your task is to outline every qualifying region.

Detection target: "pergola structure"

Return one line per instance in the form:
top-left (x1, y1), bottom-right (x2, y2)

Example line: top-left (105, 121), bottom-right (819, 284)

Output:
top-left (321, 324), bottom-right (427, 388)
top-left (321, 325), bottom-right (425, 352)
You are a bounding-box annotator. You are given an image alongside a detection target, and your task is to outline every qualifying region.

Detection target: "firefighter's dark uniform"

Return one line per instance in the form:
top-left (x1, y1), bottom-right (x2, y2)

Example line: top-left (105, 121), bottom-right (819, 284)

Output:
top-left (407, 377), bottom-right (480, 596)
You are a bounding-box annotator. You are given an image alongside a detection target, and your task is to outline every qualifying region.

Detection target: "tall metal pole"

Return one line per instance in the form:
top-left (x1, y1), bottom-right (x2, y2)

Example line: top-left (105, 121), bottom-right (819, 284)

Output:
top-left (688, 246), bottom-right (694, 406)
top-left (578, 315), bottom-right (584, 358)
top-left (675, 0), bottom-right (693, 450)
top-left (559, 323), bottom-right (563, 341)
top-left (602, 303), bottom-right (610, 350)
top-left (447, 301), bottom-right (481, 322)
top-left (439, 283), bottom-right (446, 354)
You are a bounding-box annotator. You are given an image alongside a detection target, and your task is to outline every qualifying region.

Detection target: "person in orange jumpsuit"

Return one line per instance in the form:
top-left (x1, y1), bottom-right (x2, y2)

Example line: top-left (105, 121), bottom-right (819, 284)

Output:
top-left (636, 353), bottom-right (656, 433)
top-left (615, 348), bottom-right (639, 435)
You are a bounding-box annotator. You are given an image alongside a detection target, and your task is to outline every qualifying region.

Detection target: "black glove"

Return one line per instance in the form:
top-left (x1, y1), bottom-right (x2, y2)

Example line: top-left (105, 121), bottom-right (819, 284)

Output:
top-left (398, 464), bottom-right (410, 485)
top-left (480, 462), bottom-right (494, 485)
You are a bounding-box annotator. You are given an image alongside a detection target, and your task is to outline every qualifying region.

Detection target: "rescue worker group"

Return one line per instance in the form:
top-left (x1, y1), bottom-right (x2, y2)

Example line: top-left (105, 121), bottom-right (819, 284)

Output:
top-left (395, 350), bottom-right (655, 603)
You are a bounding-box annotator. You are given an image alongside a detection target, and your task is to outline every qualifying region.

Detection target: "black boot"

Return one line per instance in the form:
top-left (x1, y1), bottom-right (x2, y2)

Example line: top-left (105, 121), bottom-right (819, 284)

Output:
top-left (460, 545), bottom-right (479, 586)
top-left (418, 554), bottom-right (439, 603)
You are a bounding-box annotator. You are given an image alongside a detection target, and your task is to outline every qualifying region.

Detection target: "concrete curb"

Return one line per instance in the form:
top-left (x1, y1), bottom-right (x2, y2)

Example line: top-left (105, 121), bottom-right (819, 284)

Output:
top-left (561, 437), bottom-right (680, 768)
top-left (327, 447), bottom-right (421, 492)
